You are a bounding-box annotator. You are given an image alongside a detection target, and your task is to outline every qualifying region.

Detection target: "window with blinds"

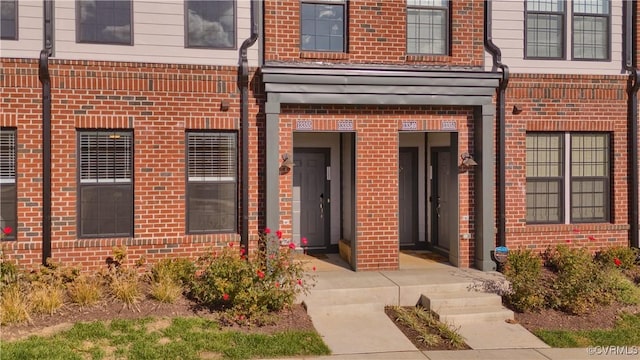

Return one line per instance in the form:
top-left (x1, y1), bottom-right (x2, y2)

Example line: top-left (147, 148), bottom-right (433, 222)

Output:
top-left (78, 131), bottom-right (133, 238)
top-left (0, 128), bottom-right (16, 240)
top-left (186, 132), bottom-right (237, 233)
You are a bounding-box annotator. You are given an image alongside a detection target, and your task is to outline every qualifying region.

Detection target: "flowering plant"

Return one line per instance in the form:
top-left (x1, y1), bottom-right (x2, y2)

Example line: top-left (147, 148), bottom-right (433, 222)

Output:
top-left (191, 228), bottom-right (315, 324)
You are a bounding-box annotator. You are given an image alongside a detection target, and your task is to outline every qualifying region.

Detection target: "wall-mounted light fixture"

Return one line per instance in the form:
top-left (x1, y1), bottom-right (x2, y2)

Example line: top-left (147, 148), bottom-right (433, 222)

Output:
top-left (279, 153), bottom-right (294, 174)
top-left (458, 152), bottom-right (478, 173)
top-left (512, 104), bottom-right (523, 115)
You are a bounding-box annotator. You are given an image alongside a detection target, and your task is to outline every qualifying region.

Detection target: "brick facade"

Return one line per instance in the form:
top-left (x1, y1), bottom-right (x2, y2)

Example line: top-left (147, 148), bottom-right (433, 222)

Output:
top-left (264, 0), bottom-right (484, 67)
top-left (0, 58), bottom-right (262, 269)
top-left (2, 0), bottom-right (638, 272)
top-left (501, 75), bottom-right (632, 253)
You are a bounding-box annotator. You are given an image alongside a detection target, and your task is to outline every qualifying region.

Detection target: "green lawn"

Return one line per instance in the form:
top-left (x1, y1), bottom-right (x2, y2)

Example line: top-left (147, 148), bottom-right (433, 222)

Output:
top-left (534, 313), bottom-right (640, 348)
top-left (0, 317), bottom-right (331, 360)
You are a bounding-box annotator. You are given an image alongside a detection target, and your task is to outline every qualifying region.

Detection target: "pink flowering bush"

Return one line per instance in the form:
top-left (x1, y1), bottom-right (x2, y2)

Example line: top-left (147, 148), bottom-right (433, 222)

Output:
top-left (191, 228), bottom-right (315, 324)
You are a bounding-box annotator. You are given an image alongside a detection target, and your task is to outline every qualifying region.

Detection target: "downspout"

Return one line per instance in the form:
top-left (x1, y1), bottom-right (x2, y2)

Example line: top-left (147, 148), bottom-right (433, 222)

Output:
top-left (623, 0), bottom-right (639, 249)
top-left (38, 0), bottom-right (54, 265)
top-left (484, 0), bottom-right (509, 248)
top-left (238, 0), bottom-right (259, 250)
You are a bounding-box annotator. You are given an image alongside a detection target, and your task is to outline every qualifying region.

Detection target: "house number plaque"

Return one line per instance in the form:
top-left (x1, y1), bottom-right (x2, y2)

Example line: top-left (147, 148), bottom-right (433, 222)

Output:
top-left (296, 120), bottom-right (313, 130)
top-left (337, 120), bottom-right (353, 131)
top-left (441, 120), bottom-right (457, 130)
top-left (401, 121), bottom-right (418, 131)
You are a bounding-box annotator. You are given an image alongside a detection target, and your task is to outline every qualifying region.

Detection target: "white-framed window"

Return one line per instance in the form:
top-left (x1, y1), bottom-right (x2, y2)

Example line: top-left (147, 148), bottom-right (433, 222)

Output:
top-left (186, 132), bottom-right (237, 233)
top-left (525, 0), bottom-right (610, 60)
top-left (526, 132), bottom-right (610, 224)
top-left (300, 0), bottom-right (346, 52)
top-left (78, 131), bottom-right (133, 237)
top-left (407, 0), bottom-right (449, 55)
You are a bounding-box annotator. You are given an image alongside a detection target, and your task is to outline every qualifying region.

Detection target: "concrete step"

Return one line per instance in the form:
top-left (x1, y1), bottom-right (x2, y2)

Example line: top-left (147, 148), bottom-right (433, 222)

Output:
top-left (420, 291), bottom-right (503, 310)
top-left (304, 301), bottom-right (386, 317)
top-left (300, 285), bottom-right (398, 309)
top-left (434, 306), bottom-right (515, 325)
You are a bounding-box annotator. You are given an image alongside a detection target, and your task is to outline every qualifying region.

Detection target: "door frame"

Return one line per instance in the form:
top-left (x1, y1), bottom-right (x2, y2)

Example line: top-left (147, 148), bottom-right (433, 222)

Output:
top-left (399, 146), bottom-right (421, 249)
top-left (293, 147), bottom-right (331, 251)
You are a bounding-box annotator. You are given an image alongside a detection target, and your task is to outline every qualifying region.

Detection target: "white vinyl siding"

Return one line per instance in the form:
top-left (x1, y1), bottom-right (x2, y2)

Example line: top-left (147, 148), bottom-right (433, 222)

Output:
top-left (0, 0), bottom-right (42, 58)
top-left (486, 0), bottom-right (622, 75)
top-left (50, 0), bottom-right (257, 66)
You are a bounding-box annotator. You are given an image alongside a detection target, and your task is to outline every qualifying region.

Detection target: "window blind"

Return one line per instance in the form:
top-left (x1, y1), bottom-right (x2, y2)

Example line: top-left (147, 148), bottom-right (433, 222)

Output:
top-left (187, 132), bottom-right (236, 182)
top-left (0, 129), bottom-right (16, 184)
top-left (80, 132), bottom-right (132, 183)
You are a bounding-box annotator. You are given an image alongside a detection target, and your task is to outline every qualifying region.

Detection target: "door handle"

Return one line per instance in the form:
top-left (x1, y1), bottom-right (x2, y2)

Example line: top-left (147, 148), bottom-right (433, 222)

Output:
top-left (319, 193), bottom-right (324, 219)
top-left (436, 196), bottom-right (441, 218)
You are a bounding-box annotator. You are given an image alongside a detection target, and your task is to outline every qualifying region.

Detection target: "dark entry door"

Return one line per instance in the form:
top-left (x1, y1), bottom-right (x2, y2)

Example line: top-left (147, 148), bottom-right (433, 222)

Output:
top-left (399, 147), bottom-right (418, 246)
top-left (431, 148), bottom-right (452, 251)
top-left (293, 149), bottom-right (330, 249)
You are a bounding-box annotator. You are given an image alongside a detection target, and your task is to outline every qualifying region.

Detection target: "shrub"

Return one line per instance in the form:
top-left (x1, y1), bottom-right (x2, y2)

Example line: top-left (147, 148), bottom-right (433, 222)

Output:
top-left (502, 249), bottom-right (545, 312)
top-left (150, 258), bottom-right (196, 290)
top-left (602, 269), bottom-right (640, 305)
top-left (544, 245), bottom-right (608, 314)
top-left (0, 284), bottom-right (31, 325)
top-left (0, 256), bottom-right (20, 294)
top-left (596, 247), bottom-right (640, 270)
top-left (191, 229), bottom-right (315, 323)
top-left (67, 274), bottom-right (103, 306)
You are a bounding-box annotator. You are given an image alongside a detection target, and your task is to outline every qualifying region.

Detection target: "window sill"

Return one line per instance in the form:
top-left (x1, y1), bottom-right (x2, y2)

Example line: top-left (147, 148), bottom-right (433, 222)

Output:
top-left (511, 223), bottom-right (629, 233)
top-left (299, 51), bottom-right (349, 60)
top-left (405, 54), bottom-right (451, 63)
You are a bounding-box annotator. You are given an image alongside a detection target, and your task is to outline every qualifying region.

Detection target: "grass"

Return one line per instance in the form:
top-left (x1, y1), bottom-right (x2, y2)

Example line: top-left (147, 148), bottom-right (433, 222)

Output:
top-left (149, 273), bottom-right (183, 304)
top-left (534, 313), bottom-right (640, 347)
top-left (0, 284), bottom-right (31, 325)
top-left (67, 274), bottom-right (103, 307)
top-left (0, 316), bottom-right (331, 360)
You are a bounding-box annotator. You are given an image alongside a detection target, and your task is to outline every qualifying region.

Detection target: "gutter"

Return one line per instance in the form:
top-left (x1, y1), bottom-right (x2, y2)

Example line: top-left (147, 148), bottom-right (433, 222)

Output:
top-left (483, 0), bottom-right (509, 248)
top-left (38, 0), bottom-right (54, 265)
top-left (238, 0), bottom-right (259, 250)
top-left (624, 0), bottom-right (639, 249)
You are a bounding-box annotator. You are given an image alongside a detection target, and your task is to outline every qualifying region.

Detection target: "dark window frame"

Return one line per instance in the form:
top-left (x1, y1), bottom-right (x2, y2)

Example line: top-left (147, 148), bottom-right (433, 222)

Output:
top-left (300, 0), bottom-right (348, 53)
top-left (569, 133), bottom-right (611, 223)
top-left (0, 0), bottom-right (18, 40)
top-left (76, 0), bottom-right (133, 45)
top-left (524, 0), bottom-right (567, 60)
top-left (0, 128), bottom-right (17, 241)
top-left (526, 132), bottom-right (565, 224)
top-left (186, 131), bottom-right (238, 234)
top-left (77, 130), bottom-right (134, 238)
top-left (406, 0), bottom-right (450, 56)
top-left (571, 0), bottom-right (611, 61)
top-left (526, 132), bottom-right (611, 225)
top-left (184, 0), bottom-right (237, 49)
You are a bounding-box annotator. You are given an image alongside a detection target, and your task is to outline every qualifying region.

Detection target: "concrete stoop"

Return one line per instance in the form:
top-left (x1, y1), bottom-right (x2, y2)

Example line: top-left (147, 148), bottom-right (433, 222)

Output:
top-left (419, 286), bottom-right (550, 350)
top-left (301, 269), bottom-right (549, 355)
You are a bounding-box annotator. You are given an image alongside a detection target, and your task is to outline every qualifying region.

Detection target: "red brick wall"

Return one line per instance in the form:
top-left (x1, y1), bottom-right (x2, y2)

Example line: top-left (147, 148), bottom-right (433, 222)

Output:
top-left (0, 58), bottom-right (262, 271)
top-left (263, 0), bottom-right (484, 67)
top-left (502, 74), bottom-right (630, 254)
top-left (278, 105), bottom-right (476, 269)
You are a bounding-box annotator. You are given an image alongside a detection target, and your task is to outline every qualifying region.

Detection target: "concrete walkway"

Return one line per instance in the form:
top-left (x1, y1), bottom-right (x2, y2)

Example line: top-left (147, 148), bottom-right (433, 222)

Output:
top-left (274, 252), bottom-right (638, 360)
